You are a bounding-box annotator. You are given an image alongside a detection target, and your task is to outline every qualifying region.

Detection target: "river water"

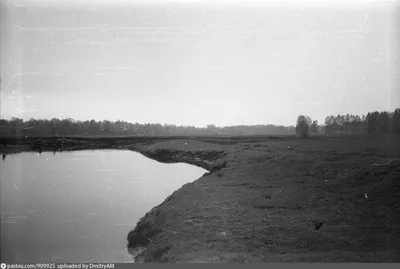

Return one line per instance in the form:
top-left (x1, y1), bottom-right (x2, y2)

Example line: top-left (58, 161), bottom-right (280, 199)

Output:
top-left (0, 150), bottom-right (207, 263)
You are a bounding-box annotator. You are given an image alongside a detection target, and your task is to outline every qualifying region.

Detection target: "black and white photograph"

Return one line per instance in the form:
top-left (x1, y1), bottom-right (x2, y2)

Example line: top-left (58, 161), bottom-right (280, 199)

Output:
top-left (1, 0), bottom-right (399, 264)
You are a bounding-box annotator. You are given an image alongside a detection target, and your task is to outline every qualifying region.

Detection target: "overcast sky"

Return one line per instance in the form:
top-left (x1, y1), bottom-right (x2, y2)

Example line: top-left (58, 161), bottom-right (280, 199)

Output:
top-left (1, 0), bottom-right (399, 127)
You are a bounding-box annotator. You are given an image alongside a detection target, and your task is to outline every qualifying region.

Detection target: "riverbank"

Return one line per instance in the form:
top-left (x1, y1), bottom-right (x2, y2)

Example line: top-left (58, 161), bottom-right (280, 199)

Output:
top-left (1, 135), bottom-right (400, 262)
top-left (126, 135), bottom-right (400, 263)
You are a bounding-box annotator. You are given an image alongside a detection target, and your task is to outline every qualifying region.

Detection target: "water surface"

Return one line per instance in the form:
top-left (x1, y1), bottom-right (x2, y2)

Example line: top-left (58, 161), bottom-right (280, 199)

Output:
top-left (0, 150), bottom-right (206, 263)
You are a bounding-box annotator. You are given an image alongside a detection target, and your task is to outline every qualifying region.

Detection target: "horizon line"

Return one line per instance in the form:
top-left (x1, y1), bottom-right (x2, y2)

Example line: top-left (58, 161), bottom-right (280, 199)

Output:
top-left (0, 116), bottom-right (297, 129)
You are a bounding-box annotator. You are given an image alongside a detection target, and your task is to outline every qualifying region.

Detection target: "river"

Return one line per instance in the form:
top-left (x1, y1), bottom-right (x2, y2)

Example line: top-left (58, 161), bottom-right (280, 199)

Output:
top-left (0, 150), bottom-right (206, 263)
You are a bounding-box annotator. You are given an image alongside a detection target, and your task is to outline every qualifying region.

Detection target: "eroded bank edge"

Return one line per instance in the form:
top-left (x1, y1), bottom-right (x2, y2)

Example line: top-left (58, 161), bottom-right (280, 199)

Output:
top-left (126, 146), bottom-right (228, 263)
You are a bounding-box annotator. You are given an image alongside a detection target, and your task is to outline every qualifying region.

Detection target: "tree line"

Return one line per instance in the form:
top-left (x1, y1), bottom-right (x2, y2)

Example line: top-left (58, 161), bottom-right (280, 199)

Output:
top-left (1, 108), bottom-right (399, 138)
top-left (0, 118), bottom-right (296, 138)
top-left (296, 108), bottom-right (400, 138)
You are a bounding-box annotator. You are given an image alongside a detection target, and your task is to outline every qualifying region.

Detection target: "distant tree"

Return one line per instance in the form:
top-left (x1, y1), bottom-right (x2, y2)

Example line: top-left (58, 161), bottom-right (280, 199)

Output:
top-left (101, 120), bottom-right (112, 133)
top-left (9, 117), bottom-right (24, 137)
top-left (310, 120), bottom-right (318, 134)
top-left (60, 118), bottom-right (73, 134)
top-left (206, 124), bottom-right (218, 135)
top-left (296, 115), bottom-right (311, 138)
top-left (366, 112), bottom-right (379, 134)
top-left (378, 111), bottom-right (390, 134)
top-left (113, 120), bottom-right (124, 133)
top-left (319, 124), bottom-right (325, 134)
top-left (88, 120), bottom-right (100, 134)
top-left (324, 116), bottom-right (333, 134)
top-left (352, 115), bottom-right (362, 133)
top-left (392, 108), bottom-right (400, 134)
top-left (50, 118), bottom-right (61, 135)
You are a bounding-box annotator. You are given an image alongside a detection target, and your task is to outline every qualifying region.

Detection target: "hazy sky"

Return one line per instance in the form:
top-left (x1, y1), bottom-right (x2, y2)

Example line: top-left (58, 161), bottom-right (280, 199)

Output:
top-left (1, 0), bottom-right (399, 127)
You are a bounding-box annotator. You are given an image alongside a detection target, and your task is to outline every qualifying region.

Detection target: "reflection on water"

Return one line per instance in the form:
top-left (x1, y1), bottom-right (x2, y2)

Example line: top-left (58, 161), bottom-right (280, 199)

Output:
top-left (0, 150), bottom-right (206, 263)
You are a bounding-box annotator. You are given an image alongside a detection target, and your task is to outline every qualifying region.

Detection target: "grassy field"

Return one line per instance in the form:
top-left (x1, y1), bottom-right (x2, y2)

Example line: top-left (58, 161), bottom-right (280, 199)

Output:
top-left (127, 134), bottom-right (400, 262)
top-left (1, 134), bottom-right (399, 262)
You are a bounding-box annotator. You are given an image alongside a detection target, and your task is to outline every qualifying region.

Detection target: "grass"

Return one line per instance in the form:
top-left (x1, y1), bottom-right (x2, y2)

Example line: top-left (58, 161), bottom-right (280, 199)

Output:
top-left (127, 134), bottom-right (400, 262)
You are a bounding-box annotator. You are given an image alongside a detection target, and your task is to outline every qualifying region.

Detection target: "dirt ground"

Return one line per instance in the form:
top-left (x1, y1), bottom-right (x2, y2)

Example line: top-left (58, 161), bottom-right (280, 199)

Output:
top-left (1, 134), bottom-right (400, 262)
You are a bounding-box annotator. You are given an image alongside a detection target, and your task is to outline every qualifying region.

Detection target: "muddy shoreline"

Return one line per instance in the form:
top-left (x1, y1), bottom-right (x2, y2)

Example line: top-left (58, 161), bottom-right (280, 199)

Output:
top-left (125, 145), bottom-right (228, 262)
